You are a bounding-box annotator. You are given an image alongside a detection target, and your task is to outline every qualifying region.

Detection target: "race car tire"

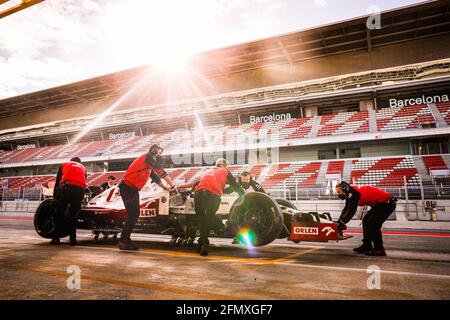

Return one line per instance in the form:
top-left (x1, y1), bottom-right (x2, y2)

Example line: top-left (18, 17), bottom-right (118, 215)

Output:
top-left (275, 198), bottom-right (297, 239)
top-left (275, 198), bottom-right (297, 210)
top-left (34, 198), bottom-right (70, 239)
top-left (229, 192), bottom-right (284, 247)
top-left (292, 211), bottom-right (318, 223)
top-left (319, 212), bottom-right (333, 221)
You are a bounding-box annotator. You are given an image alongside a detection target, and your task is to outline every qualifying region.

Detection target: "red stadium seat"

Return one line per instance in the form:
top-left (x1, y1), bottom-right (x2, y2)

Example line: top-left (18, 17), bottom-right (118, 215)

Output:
top-left (376, 104), bottom-right (435, 131)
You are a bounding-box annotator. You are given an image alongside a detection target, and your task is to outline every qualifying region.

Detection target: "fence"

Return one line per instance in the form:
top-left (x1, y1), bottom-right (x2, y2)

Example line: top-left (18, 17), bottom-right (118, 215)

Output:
top-left (266, 180), bottom-right (450, 201)
top-left (2, 179), bottom-right (450, 203)
top-left (1, 186), bottom-right (43, 202)
top-left (1, 183), bottom-right (450, 221)
top-left (0, 200), bottom-right (39, 213)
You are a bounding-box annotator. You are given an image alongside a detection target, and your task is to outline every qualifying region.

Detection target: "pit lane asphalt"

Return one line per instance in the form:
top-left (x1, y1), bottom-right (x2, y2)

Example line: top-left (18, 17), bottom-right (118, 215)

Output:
top-left (0, 218), bottom-right (449, 300)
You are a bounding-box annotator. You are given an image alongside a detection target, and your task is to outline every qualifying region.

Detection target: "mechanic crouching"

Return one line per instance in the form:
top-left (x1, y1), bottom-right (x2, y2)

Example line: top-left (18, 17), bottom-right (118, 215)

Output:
top-left (335, 181), bottom-right (397, 256)
top-left (51, 157), bottom-right (87, 246)
top-left (118, 144), bottom-right (176, 251)
top-left (194, 158), bottom-right (245, 256)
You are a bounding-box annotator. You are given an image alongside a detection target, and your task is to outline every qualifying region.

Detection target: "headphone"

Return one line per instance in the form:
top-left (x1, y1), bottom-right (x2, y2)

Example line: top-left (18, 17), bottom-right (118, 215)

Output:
top-left (337, 181), bottom-right (351, 199)
top-left (338, 181), bottom-right (351, 194)
top-left (146, 144), bottom-right (164, 169)
top-left (149, 144), bottom-right (163, 156)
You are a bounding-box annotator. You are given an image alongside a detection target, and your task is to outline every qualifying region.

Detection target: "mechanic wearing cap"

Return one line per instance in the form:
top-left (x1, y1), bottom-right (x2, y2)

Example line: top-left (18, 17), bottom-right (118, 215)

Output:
top-left (118, 144), bottom-right (176, 251)
top-left (51, 157), bottom-right (87, 246)
top-left (194, 158), bottom-right (245, 256)
top-left (335, 181), bottom-right (397, 256)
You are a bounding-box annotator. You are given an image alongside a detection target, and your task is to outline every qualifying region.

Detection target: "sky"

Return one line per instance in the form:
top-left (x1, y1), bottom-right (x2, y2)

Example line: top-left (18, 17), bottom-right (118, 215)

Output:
top-left (0, 0), bottom-right (426, 99)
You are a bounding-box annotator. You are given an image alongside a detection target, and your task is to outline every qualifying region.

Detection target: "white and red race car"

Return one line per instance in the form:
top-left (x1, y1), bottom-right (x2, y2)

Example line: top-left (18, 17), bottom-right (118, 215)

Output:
top-left (34, 180), bottom-right (350, 247)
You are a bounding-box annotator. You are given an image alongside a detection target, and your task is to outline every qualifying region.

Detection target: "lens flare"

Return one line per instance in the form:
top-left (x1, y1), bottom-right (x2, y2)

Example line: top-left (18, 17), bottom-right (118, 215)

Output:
top-left (70, 67), bottom-right (153, 145)
top-left (236, 228), bottom-right (256, 248)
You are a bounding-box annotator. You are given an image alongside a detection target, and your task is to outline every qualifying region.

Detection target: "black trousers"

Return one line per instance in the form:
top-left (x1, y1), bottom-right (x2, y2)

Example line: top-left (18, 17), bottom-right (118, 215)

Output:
top-left (119, 182), bottom-right (140, 242)
top-left (54, 184), bottom-right (84, 239)
top-left (194, 190), bottom-right (221, 245)
top-left (362, 200), bottom-right (396, 249)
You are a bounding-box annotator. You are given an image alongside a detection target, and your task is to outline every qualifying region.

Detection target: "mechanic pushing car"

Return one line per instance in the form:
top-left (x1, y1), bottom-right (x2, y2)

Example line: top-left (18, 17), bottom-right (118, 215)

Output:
top-left (51, 157), bottom-right (87, 246)
top-left (118, 144), bottom-right (176, 251)
top-left (194, 158), bottom-right (245, 256)
top-left (238, 171), bottom-right (266, 193)
top-left (224, 171), bottom-right (266, 195)
top-left (335, 181), bottom-right (397, 256)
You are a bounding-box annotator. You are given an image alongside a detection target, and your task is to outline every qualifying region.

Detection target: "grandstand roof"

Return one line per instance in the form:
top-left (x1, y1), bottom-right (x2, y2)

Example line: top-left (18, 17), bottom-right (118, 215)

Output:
top-left (1, 73), bottom-right (448, 147)
top-left (0, 0), bottom-right (449, 120)
top-left (0, 0), bottom-right (44, 19)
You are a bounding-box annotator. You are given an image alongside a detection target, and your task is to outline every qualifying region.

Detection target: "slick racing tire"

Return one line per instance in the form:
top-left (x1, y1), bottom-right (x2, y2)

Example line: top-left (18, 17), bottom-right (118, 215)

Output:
top-left (275, 198), bottom-right (297, 239)
top-left (229, 192), bottom-right (284, 247)
top-left (34, 198), bottom-right (70, 239)
top-left (275, 198), bottom-right (297, 210)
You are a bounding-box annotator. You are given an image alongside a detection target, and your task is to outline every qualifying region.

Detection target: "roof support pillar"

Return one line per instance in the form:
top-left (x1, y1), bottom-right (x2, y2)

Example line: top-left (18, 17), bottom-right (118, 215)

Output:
top-left (366, 29), bottom-right (372, 52)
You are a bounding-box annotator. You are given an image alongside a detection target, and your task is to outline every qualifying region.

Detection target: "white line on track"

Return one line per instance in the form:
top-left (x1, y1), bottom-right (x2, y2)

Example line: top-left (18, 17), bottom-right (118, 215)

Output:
top-left (276, 261), bottom-right (450, 279)
top-left (7, 234), bottom-right (450, 281)
top-left (72, 243), bottom-right (450, 279)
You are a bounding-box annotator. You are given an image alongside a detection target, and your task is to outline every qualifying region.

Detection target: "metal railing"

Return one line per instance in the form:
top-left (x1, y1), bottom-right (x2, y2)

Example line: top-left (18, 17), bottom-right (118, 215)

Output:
top-left (0, 186), bottom-right (43, 202)
top-left (265, 180), bottom-right (450, 201)
top-left (2, 178), bottom-right (450, 203)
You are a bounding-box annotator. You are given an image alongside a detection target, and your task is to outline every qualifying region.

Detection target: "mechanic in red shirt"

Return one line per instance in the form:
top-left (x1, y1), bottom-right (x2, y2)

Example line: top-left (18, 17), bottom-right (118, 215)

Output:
top-left (335, 181), bottom-right (397, 256)
top-left (118, 144), bottom-right (176, 251)
top-left (51, 157), bottom-right (87, 246)
top-left (194, 158), bottom-right (244, 256)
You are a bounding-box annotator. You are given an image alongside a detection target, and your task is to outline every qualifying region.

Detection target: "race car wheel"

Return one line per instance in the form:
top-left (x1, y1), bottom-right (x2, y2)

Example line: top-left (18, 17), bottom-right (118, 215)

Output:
top-left (319, 212), bottom-right (333, 221)
top-left (34, 198), bottom-right (70, 239)
top-left (275, 198), bottom-right (297, 239)
top-left (275, 198), bottom-right (297, 210)
top-left (229, 192), bottom-right (284, 247)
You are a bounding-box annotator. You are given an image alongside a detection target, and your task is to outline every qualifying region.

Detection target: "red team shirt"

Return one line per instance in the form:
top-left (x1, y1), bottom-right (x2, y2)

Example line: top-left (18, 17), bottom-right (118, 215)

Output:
top-left (195, 167), bottom-right (230, 197)
top-left (61, 161), bottom-right (87, 189)
top-left (353, 186), bottom-right (392, 207)
top-left (123, 154), bottom-right (166, 191)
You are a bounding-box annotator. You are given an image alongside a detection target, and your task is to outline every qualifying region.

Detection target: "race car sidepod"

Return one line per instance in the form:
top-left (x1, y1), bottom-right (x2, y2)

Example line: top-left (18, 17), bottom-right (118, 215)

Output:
top-left (289, 211), bottom-right (351, 242)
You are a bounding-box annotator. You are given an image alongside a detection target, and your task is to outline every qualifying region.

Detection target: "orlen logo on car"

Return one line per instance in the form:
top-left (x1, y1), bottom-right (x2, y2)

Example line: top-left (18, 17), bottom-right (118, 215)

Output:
top-left (139, 209), bottom-right (156, 217)
top-left (293, 227), bottom-right (318, 235)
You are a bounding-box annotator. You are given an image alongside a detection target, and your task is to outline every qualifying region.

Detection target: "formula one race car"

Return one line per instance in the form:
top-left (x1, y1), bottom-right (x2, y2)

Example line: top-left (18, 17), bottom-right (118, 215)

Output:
top-left (34, 180), bottom-right (350, 247)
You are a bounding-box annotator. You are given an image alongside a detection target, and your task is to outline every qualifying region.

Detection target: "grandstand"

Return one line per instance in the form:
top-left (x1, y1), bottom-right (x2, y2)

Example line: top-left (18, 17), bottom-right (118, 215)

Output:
top-left (1, 100), bottom-right (449, 164)
top-left (1, 1), bottom-right (450, 220)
